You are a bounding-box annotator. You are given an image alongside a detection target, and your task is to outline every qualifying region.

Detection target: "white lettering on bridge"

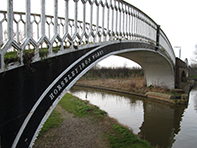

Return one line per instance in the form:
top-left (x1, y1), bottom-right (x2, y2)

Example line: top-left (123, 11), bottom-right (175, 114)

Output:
top-left (49, 50), bottom-right (104, 100)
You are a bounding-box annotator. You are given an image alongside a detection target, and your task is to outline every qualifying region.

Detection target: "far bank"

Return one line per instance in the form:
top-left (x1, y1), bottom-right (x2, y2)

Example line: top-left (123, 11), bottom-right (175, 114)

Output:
top-left (75, 76), bottom-right (195, 105)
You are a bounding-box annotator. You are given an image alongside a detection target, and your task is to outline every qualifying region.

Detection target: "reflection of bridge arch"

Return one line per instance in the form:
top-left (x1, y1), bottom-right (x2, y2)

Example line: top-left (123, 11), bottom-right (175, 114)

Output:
top-left (139, 100), bottom-right (185, 148)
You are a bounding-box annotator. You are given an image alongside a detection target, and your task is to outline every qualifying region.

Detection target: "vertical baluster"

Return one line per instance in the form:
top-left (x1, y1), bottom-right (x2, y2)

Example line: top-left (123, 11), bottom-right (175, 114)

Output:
top-left (102, 3), bottom-right (105, 42)
top-left (122, 3), bottom-right (125, 38)
top-left (156, 25), bottom-right (160, 50)
top-left (54, 0), bottom-right (63, 51)
top-left (18, 0), bottom-right (30, 63)
top-left (37, 23), bottom-right (40, 40)
top-left (65, 0), bottom-right (69, 38)
top-left (54, 0), bottom-right (58, 35)
top-left (8, 0), bottom-right (14, 41)
top-left (107, 0), bottom-right (110, 41)
top-left (83, 2), bottom-right (86, 32)
top-left (16, 23), bottom-right (20, 43)
top-left (48, 21), bottom-right (51, 40)
top-left (115, 1), bottom-right (118, 37)
top-left (74, 1), bottom-right (78, 34)
top-left (0, 23), bottom-right (2, 47)
top-left (144, 17), bottom-right (146, 40)
top-left (139, 14), bottom-right (141, 39)
top-left (128, 7), bottom-right (131, 39)
top-left (139, 13), bottom-right (141, 40)
top-left (82, 1), bottom-right (86, 42)
top-left (145, 17), bottom-right (148, 41)
top-left (111, 0), bottom-right (114, 40)
top-left (125, 5), bottom-right (128, 39)
top-left (142, 15), bottom-right (144, 40)
top-left (26, 0), bottom-right (31, 38)
top-left (119, 2), bottom-right (121, 37)
top-left (94, 4), bottom-right (100, 42)
top-left (135, 11), bottom-right (138, 40)
top-left (136, 11), bottom-right (138, 40)
top-left (132, 8), bottom-right (134, 39)
top-left (135, 10), bottom-right (137, 39)
top-left (41, 0), bottom-right (46, 36)
top-left (0, 18), bottom-right (3, 69)
top-left (90, 2), bottom-right (93, 43)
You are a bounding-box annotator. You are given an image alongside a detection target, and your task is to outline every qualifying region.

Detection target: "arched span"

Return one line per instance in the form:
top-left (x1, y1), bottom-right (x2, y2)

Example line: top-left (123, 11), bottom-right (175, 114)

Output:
top-left (117, 50), bottom-right (175, 89)
top-left (9, 41), bottom-right (175, 147)
top-left (181, 71), bottom-right (187, 82)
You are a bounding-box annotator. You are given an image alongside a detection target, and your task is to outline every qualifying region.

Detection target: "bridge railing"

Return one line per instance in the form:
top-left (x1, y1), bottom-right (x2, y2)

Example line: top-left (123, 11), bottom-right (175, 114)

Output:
top-left (0, 0), bottom-right (175, 72)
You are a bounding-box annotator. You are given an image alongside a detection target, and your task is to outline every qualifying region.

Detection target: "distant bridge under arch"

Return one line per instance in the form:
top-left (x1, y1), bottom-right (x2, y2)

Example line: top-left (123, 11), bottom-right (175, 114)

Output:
top-left (0, 0), bottom-right (187, 147)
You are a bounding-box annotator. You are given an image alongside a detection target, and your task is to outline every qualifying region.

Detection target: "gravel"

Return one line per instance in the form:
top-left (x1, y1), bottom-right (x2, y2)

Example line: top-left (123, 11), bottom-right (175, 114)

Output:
top-left (33, 105), bottom-right (109, 148)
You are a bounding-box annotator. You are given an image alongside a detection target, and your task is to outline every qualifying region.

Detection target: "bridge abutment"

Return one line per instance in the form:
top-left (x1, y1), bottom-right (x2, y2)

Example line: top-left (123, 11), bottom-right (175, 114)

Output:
top-left (175, 58), bottom-right (188, 89)
top-left (118, 50), bottom-right (175, 89)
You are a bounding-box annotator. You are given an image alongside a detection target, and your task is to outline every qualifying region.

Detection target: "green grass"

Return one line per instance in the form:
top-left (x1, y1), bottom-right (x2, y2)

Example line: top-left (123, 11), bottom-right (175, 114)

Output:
top-left (4, 51), bottom-right (20, 64)
top-left (39, 93), bottom-right (154, 147)
top-left (39, 109), bottom-right (63, 136)
top-left (52, 46), bottom-right (60, 53)
top-left (188, 75), bottom-right (197, 79)
top-left (108, 124), bottom-right (153, 148)
top-left (4, 46), bottom-right (61, 64)
top-left (59, 93), bottom-right (107, 118)
top-left (4, 50), bottom-right (18, 59)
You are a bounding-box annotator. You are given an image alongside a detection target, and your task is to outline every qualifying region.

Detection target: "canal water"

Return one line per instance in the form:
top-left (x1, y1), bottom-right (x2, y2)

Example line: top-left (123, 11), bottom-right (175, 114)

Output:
top-left (69, 84), bottom-right (197, 148)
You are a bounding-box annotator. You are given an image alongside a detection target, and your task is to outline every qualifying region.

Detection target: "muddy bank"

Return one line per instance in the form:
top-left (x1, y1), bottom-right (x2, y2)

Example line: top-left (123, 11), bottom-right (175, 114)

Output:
top-left (76, 78), bottom-right (195, 105)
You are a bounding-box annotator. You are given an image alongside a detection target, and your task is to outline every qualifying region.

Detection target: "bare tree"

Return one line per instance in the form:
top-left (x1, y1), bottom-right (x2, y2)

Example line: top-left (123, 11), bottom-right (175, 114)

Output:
top-left (190, 44), bottom-right (197, 67)
top-left (3, 30), bottom-right (25, 46)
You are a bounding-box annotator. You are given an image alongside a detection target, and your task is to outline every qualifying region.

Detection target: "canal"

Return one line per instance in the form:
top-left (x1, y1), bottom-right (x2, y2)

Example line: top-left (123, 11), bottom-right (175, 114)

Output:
top-left (69, 84), bottom-right (197, 148)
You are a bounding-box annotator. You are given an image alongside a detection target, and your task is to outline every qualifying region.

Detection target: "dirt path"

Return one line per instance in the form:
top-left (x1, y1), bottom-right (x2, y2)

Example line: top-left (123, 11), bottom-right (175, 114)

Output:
top-left (33, 105), bottom-right (109, 148)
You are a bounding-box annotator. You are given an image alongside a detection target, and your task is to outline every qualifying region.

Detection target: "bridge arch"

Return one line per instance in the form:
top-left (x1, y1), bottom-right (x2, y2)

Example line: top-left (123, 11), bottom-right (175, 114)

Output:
top-left (181, 71), bottom-right (187, 82)
top-left (0, 0), bottom-right (178, 147)
top-left (3, 41), bottom-right (175, 148)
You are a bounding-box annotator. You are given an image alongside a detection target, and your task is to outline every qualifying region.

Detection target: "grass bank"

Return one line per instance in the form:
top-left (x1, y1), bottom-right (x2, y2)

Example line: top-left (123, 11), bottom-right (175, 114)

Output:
top-left (34, 93), bottom-right (153, 148)
top-left (76, 77), bottom-right (169, 94)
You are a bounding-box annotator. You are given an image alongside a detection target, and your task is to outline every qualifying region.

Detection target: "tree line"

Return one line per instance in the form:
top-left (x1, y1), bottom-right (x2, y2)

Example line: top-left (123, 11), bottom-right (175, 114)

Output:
top-left (84, 66), bottom-right (144, 78)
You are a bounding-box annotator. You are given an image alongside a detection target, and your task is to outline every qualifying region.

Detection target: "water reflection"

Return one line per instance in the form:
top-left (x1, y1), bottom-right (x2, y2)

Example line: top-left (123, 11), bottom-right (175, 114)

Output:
top-left (172, 85), bottom-right (197, 148)
top-left (69, 86), bottom-right (189, 148)
top-left (139, 101), bottom-right (185, 148)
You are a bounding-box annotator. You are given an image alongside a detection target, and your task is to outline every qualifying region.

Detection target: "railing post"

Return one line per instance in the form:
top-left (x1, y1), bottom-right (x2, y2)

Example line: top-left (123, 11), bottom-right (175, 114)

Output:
top-left (96, 3), bottom-right (99, 42)
top-left (26, 0), bottom-right (31, 38)
top-left (114, 1), bottom-right (118, 35)
top-left (102, 2), bottom-right (105, 41)
top-left (0, 23), bottom-right (2, 48)
top-left (111, 0), bottom-right (114, 40)
top-left (82, 1), bottom-right (86, 37)
top-left (8, 0), bottom-right (14, 40)
top-left (156, 25), bottom-right (160, 51)
top-left (54, 0), bottom-right (58, 35)
top-left (89, 2), bottom-right (93, 43)
top-left (74, 0), bottom-right (78, 34)
top-left (107, 1), bottom-right (110, 40)
top-left (41, 0), bottom-right (46, 36)
top-left (65, 0), bottom-right (69, 34)
top-left (119, 2), bottom-right (122, 37)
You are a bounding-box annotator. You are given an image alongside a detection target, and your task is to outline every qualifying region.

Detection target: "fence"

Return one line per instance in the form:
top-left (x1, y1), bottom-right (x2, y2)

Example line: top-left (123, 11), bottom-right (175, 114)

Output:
top-left (0, 0), bottom-right (175, 72)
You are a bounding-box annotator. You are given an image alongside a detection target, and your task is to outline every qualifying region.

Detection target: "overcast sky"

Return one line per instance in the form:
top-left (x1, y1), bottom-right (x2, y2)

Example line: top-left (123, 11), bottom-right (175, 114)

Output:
top-left (100, 0), bottom-right (197, 67)
top-left (1, 0), bottom-right (196, 67)
top-left (128, 0), bottom-right (197, 60)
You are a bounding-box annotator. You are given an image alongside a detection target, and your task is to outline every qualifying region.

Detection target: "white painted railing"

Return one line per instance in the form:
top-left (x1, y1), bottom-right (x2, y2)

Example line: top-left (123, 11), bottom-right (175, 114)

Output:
top-left (0, 0), bottom-right (175, 72)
